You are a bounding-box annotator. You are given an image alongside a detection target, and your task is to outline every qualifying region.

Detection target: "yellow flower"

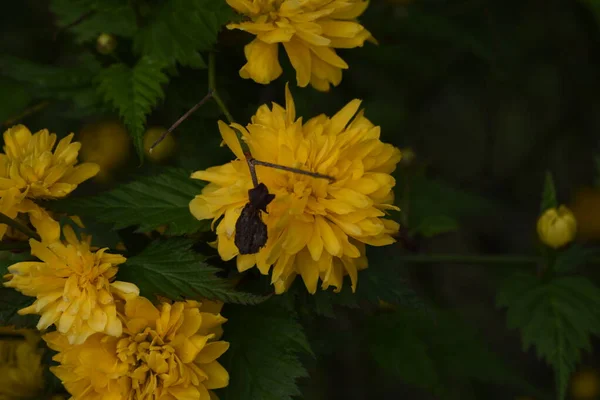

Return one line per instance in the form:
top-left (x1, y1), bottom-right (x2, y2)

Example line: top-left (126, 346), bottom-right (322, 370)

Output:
top-left (4, 213), bottom-right (139, 344)
top-left (190, 85), bottom-right (401, 294)
top-left (0, 125), bottom-right (99, 198)
top-left (0, 327), bottom-right (45, 400)
top-left (537, 205), bottom-right (577, 249)
top-left (44, 297), bottom-right (230, 400)
top-left (226, 0), bottom-right (373, 91)
top-left (0, 187), bottom-right (26, 241)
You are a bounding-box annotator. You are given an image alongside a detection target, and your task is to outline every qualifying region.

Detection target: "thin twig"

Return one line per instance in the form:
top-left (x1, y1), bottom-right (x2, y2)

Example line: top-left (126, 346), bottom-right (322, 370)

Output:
top-left (245, 153), bottom-right (259, 188)
top-left (53, 10), bottom-right (95, 41)
top-left (250, 158), bottom-right (335, 182)
top-left (2, 101), bottom-right (50, 128)
top-left (398, 254), bottom-right (539, 264)
top-left (149, 91), bottom-right (214, 153)
top-left (0, 212), bottom-right (40, 241)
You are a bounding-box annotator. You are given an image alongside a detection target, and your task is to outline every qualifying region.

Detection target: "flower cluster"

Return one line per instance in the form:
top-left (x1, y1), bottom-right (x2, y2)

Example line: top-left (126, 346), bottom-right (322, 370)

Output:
top-left (4, 213), bottom-right (138, 345)
top-left (0, 125), bottom-right (99, 240)
top-left (0, 125), bottom-right (230, 399)
top-left (226, 0), bottom-right (374, 91)
top-left (44, 297), bottom-right (229, 400)
top-left (190, 85), bottom-right (401, 294)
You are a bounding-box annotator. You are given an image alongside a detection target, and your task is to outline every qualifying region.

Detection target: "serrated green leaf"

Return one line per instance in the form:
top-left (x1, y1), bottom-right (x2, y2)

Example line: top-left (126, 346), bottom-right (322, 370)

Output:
top-left (0, 288), bottom-right (38, 329)
top-left (412, 215), bottom-right (459, 238)
top-left (119, 239), bottom-right (266, 305)
top-left (96, 57), bottom-right (168, 158)
top-left (541, 171), bottom-right (558, 212)
top-left (220, 300), bottom-right (311, 400)
top-left (50, 0), bottom-right (137, 43)
top-left (133, 0), bottom-right (233, 68)
top-left (497, 273), bottom-right (600, 399)
top-left (52, 168), bottom-right (208, 235)
top-left (553, 244), bottom-right (598, 274)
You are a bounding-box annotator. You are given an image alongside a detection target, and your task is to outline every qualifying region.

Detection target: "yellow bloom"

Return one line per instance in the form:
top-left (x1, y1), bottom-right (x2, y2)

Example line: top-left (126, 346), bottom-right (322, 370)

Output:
top-left (190, 85), bottom-right (401, 294)
top-left (4, 213), bottom-right (139, 344)
top-left (0, 187), bottom-right (26, 241)
top-left (0, 125), bottom-right (99, 239)
top-left (537, 205), bottom-right (577, 249)
top-left (0, 125), bottom-right (99, 198)
top-left (44, 297), bottom-right (229, 400)
top-left (0, 327), bottom-right (45, 400)
top-left (226, 0), bottom-right (373, 91)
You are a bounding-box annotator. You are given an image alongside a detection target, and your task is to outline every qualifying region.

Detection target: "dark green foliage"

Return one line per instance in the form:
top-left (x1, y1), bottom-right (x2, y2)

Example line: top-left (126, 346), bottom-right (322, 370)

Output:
top-left (96, 57), bottom-right (168, 158)
top-left (50, 0), bottom-right (137, 43)
top-left (53, 168), bottom-right (208, 235)
top-left (366, 309), bottom-right (539, 398)
top-left (0, 54), bottom-right (101, 112)
top-left (497, 272), bottom-right (600, 399)
top-left (120, 239), bottom-right (266, 305)
top-left (133, 0), bottom-right (234, 68)
top-left (220, 300), bottom-right (312, 400)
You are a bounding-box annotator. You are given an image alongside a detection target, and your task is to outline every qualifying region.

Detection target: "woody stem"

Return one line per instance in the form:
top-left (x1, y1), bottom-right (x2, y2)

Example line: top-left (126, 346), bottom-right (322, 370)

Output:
top-left (0, 212), bottom-right (40, 241)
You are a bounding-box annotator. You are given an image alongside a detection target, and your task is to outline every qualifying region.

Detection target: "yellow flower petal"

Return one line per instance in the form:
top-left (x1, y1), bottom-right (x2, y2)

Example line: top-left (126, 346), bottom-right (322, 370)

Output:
top-left (282, 39), bottom-right (312, 87)
top-left (196, 341), bottom-right (230, 364)
top-left (217, 121), bottom-right (245, 161)
top-left (239, 39), bottom-right (282, 85)
top-left (202, 361), bottom-right (229, 389)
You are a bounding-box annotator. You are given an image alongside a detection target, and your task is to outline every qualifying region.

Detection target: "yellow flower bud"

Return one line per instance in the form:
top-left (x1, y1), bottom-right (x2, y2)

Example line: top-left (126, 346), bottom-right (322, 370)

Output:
top-left (571, 369), bottom-right (600, 400)
top-left (536, 205), bottom-right (577, 249)
top-left (96, 33), bottom-right (117, 55)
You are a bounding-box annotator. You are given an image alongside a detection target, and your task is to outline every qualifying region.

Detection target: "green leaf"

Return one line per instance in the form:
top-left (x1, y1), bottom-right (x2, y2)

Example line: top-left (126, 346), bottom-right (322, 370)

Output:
top-left (0, 54), bottom-right (101, 101)
top-left (52, 168), bottom-right (208, 235)
top-left (541, 171), bottom-right (558, 212)
top-left (96, 57), bottom-right (168, 158)
top-left (497, 273), bottom-right (600, 399)
top-left (366, 309), bottom-right (539, 397)
top-left (133, 0), bottom-right (234, 68)
top-left (220, 300), bottom-right (312, 400)
top-left (553, 244), bottom-right (598, 274)
top-left (412, 215), bottom-right (459, 238)
top-left (0, 288), bottom-right (38, 329)
top-left (119, 239), bottom-right (266, 305)
top-left (50, 0), bottom-right (137, 43)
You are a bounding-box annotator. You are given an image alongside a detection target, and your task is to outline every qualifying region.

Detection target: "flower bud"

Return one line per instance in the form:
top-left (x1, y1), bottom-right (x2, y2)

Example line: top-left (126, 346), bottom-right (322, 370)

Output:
top-left (96, 33), bottom-right (117, 55)
top-left (537, 205), bottom-right (577, 248)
